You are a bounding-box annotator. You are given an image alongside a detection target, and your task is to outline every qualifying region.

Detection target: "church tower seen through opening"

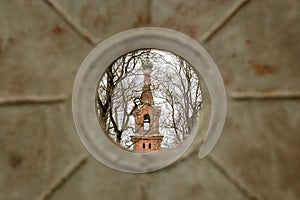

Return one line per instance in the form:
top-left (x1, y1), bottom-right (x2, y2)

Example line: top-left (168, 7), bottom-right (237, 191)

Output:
top-left (130, 58), bottom-right (163, 152)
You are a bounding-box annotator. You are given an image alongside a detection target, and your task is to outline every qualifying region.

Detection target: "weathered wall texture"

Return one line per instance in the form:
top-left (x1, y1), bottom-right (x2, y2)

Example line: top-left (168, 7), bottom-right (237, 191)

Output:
top-left (0, 0), bottom-right (299, 199)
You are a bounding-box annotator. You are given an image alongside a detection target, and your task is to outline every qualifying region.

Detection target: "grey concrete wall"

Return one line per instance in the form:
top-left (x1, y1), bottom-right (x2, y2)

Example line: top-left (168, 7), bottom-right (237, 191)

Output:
top-left (0, 0), bottom-right (299, 199)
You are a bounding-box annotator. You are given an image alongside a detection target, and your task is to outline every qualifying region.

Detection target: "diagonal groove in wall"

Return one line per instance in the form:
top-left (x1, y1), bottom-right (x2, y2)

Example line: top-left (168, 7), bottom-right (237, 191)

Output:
top-left (38, 154), bottom-right (88, 200)
top-left (200, 0), bottom-right (250, 43)
top-left (163, 148), bottom-right (260, 199)
top-left (206, 155), bottom-right (261, 200)
top-left (43, 0), bottom-right (99, 46)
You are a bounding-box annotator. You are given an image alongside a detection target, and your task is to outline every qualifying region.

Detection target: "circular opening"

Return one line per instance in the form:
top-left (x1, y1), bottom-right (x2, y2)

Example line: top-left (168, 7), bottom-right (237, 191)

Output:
top-left (72, 27), bottom-right (226, 173)
top-left (95, 49), bottom-right (203, 153)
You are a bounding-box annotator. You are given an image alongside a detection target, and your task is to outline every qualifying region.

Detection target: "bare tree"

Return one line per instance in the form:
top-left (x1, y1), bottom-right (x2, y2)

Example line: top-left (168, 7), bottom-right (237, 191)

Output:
top-left (96, 49), bottom-right (202, 148)
top-left (96, 49), bottom-right (150, 143)
top-left (151, 52), bottom-right (202, 145)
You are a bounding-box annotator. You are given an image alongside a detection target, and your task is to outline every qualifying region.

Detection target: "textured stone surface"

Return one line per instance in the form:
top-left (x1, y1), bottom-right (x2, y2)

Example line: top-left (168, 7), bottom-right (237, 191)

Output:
top-left (203, 0), bottom-right (300, 91)
top-left (146, 154), bottom-right (248, 200)
top-left (152, 0), bottom-right (236, 39)
top-left (0, 1), bottom-right (87, 199)
top-left (204, 1), bottom-right (300, 199)
top-left (0, 0), bottom-right (91, 97)
top-left (213, 99), bottom-right (300, 199)
top-left (53, 0), bottom-right (152, 42)
top-left (50, 157), bottom-right (146, 200)
top-left (51, 154), bottom-right (247, 200)
top-left (0, 103), bottom-right (84, 200)
top-left (0, 0), bottom-right (300, 199)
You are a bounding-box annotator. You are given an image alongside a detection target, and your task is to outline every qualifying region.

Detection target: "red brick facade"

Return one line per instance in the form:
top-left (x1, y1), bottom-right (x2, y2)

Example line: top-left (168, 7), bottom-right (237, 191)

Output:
top-left (131, 135), bottom-right (163, 152)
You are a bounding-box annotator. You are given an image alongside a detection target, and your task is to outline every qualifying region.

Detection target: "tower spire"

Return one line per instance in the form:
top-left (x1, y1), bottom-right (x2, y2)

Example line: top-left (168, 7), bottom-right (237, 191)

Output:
top-left (142, 57), bottom-right (153, 85)
top-left (141, 57), bottom-right (154, 105)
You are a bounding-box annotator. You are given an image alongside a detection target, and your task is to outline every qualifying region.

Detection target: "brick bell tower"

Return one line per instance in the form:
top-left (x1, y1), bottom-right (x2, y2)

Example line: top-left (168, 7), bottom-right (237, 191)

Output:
top-left (130, 58), bottom-right (163, 152)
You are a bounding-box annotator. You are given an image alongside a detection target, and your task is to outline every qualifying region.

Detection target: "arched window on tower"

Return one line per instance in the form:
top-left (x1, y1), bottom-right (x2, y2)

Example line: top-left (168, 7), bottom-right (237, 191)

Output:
top-left (144, 114), bottom-right (150, 131)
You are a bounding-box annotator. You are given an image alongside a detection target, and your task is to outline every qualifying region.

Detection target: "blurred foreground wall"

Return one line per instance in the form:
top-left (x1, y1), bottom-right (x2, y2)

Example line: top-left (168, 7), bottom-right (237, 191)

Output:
top-left (0, 0), bottom-right (299, 199)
